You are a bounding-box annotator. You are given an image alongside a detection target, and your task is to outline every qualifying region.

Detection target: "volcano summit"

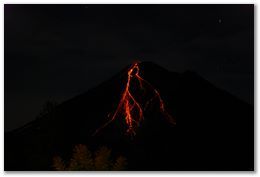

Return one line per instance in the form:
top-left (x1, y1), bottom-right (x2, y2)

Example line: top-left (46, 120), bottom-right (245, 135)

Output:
top-left (94, 61), bottom-right (176, 136)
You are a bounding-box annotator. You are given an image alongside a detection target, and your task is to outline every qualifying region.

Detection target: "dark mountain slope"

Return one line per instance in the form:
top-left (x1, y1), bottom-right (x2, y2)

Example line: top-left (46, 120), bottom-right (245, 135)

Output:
top-left (5, 61), bottom-right (253, 171)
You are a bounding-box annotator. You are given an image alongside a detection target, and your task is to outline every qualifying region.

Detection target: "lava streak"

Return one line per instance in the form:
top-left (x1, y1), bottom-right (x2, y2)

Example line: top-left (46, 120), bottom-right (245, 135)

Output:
top-left (93, 61), bottom-right (175, 136)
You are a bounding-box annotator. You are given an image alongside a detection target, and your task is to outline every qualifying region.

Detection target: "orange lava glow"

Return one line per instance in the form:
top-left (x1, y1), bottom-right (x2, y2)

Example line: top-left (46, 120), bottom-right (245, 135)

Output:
top-left (93, 61), bottom-right (175, 136)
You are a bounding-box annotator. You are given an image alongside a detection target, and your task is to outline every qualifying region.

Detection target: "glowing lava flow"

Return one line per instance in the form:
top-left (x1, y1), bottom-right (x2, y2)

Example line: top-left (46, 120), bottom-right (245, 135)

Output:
top-left (93, 61), bottom-right (175, 136)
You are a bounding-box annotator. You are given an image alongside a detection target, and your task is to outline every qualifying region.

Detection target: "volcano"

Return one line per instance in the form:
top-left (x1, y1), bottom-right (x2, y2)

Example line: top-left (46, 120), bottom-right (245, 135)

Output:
top-left (5, 61), bottom-right (254, 171)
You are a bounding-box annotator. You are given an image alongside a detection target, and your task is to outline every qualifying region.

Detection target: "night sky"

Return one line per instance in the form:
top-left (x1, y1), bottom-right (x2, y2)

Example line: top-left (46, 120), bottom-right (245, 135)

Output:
top-left (5, 4), bottom-right (254, 131)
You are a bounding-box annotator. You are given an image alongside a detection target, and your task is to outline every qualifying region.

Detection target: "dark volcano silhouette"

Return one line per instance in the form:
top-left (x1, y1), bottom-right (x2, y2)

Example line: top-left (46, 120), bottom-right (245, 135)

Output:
top-left (5, 61), bottom-right (254, 171)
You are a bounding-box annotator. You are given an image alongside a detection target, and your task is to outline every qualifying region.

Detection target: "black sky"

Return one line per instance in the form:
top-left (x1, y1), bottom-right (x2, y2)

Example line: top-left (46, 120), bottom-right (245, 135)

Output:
top-left (5, 4), bottom-right (254, 131)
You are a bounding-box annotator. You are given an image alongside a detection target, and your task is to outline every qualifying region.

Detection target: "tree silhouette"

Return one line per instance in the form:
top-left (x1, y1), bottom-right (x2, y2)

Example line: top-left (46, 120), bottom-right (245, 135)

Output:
top-left (36, 100), bottom-right (58, 119)
top-left (53, 144), bottom-right (127, 171)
